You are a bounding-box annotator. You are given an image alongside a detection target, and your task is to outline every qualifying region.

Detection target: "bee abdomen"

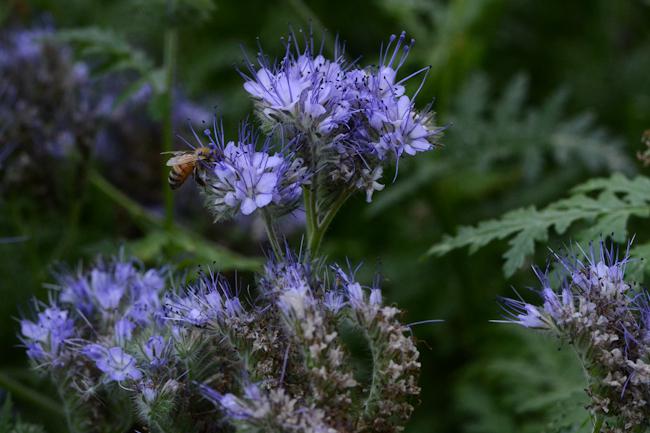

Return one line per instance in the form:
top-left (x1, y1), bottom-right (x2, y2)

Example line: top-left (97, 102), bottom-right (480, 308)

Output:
top-left (168, 165), bottom-right (191, 189)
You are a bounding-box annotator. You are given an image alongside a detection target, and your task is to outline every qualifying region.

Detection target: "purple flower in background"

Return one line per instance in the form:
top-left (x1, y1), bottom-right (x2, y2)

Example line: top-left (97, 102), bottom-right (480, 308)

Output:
top-left (92, 269), bottom-right (125, 310)
top-left (82, 344), bottom-right (142, 382)
top-left (0, 26), bottom-right (109, 196)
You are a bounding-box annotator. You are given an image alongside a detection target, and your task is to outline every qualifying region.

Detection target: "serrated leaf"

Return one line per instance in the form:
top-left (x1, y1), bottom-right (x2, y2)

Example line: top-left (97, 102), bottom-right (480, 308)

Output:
top-left (428, 175), bottom-right (650, 276)
top-left (503, 225), bottom-right (548, 277)
top-left (627, 242), bottom-right (650, 282)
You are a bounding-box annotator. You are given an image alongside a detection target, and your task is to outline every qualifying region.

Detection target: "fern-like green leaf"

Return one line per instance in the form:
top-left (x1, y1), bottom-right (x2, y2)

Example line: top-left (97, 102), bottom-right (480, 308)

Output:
top-left (428, 174), bottom-right (650, 276)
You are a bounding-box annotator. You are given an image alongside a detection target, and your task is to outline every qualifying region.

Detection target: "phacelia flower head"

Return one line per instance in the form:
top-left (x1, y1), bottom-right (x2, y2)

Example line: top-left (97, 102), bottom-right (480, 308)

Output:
top-left (56, 257), bottom-right (167, 335)
top-left (241, 29), bottom-right (444, 203)
top-left (498, 241), bottom-right (632, 331)
top-left (0, 26), bottom-right (108, 197)
top-left (186, 121), bottom-right (308, 221)
top-left (18, 256), bottom-right (216, 429)
top-left (242, 29), bottom-right (352, 139)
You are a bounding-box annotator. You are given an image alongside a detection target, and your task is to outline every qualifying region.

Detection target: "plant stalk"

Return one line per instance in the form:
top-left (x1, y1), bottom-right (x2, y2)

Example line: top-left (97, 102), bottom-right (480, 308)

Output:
top-left (308, 188), bottom-right (353, 256)
top-left (0, 371), bottom-right (61, 414)
top-left (591, 415), bottom-right (604, 433)
top-left (262, 208), bottom-right (284, 258)
top-left (303, 186), bottom-right (317, 245)
top-left (162, 16), bottom-right (178, 231)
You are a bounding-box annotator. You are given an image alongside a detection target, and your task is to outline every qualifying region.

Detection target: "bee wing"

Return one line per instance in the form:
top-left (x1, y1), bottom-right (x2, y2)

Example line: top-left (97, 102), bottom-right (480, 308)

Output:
top-left (166, 153), bottom-right (197, 166)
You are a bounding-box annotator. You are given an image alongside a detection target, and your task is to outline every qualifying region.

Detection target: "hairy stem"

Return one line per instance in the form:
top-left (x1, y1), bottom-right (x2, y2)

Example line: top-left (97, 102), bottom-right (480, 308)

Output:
top-left (308, 188), bottom-right (354, 256)
top-left (56, 383), bottom-right (76, 433)
top-left (303, 186), bottom-right (317, 246)
top-left (162, 10), bottom-right (178, 231)
top-left (591, 415), bottom-right (604, 433)
top-left (363, 329), bottom-right (382, 417)
top-left (262, 208), bottom-right (284, 258)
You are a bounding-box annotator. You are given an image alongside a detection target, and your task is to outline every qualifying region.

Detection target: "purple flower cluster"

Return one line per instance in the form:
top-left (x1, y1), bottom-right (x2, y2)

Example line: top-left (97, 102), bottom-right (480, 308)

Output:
top-left (20, 257), bottom-right (176, 385)
top-left (192, 122), bottom-right (309, 220)
top-left (499, 242), bottom-right (650, 430)
top-left (0, 26), bottom-right (107, 196)
top-left (242, 31), bottom-right (443, 202)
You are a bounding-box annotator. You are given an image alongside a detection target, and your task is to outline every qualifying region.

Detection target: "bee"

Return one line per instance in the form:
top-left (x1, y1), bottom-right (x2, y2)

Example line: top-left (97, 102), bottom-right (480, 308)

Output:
top-left (164, 146), bottom-right (212, 189)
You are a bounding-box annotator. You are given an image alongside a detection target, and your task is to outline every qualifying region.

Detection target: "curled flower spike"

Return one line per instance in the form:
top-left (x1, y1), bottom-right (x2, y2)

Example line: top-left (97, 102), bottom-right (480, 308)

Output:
top-left (498, 240), bottom-right (650, 430)
top-left (177, 253), bottom-right (424, 433)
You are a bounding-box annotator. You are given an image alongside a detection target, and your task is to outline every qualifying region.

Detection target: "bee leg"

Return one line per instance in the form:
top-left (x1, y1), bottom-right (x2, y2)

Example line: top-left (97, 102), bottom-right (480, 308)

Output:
top-left (193, 169), bottom-right (206, 187)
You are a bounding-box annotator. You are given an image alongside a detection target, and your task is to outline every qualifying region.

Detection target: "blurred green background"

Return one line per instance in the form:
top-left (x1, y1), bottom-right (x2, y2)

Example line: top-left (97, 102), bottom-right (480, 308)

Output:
top-left (1, 0), bottom-right (650, 432)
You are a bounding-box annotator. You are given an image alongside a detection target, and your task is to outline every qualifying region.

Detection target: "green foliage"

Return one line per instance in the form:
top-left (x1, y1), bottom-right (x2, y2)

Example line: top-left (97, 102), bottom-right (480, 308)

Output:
top-left (456, 329), bottom-right (591, 433)
top-left (378, 0), bottom-right (499, 108)
top-left (125, 229), bottom-right (263, 272)
top-left (368, 73), bottom-right (631, 216)
top-left (428, 174), bottom-right (650, 276)
top-left (132, 0), bottom-right (217, 24)
top-left (87, 170), bottom-right (262, 271)
top-left (0, 395), bottom-right (47, 433)
top-left (55, 27), bottom-right (154, 76)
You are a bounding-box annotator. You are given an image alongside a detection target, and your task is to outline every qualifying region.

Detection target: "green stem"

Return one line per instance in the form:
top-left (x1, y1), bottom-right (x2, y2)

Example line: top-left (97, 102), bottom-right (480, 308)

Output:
top-left (56, 381), bottom-right (77, 433)
top-left (162, 15), bottom-right (178, 232)
top-left (362, 329), bottom-right (382, 418)
top-left (89, 170), bottom-right (162, 230)
top-left (262, 209), bottom-right (284, 258)
top-left (0, 371), bottom-right (61, 414)
top-left (591, 415), bottom-right (604, 433)
top-left (308, 188), bottom-right (353, 256)
top-left (303, 186), bottom-right (317, 244)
